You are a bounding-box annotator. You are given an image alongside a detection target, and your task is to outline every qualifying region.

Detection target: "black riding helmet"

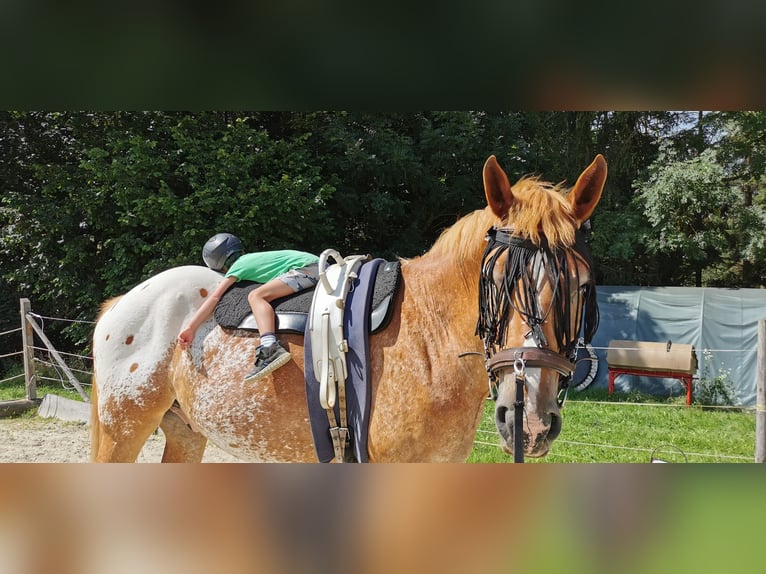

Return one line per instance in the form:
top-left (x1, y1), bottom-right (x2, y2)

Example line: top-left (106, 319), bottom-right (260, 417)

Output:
top-left (202, 232), bottom-right (243, 271)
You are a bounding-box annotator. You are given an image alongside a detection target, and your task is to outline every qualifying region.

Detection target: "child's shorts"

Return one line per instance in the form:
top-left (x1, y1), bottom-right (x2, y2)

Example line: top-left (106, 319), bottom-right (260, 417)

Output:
top-left (278, 263), bottom-right (319, 292)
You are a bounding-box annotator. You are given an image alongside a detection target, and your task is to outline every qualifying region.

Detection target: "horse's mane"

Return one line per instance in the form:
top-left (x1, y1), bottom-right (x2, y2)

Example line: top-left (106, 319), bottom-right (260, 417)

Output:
top-left (428, 208), bottom-right (496, 264)
top-left (429, 176), bottom-right (578, 263)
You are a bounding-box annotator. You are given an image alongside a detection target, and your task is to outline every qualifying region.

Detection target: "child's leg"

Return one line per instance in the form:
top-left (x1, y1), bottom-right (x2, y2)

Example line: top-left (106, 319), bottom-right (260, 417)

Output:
top-left (243, 265), bottom-right (319, 381)
top-left (246, 279), bottom-right (294, 336)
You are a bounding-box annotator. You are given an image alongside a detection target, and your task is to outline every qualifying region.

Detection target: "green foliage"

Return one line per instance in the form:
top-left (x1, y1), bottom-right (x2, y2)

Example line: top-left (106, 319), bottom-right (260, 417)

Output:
top-left (1, 112), bottom-right (336, 349)
top-left (693, 350), bottom-right (737, 407)
top-left (636, 145), bottom-right (741, 285)
top-left (633, 113), bottom-right (766, 286)
top-left (302, 111), bottom-right (525, 258)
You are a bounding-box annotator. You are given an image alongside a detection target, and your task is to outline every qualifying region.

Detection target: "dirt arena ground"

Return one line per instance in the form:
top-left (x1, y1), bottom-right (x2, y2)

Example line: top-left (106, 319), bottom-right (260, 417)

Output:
top-left (0, 415), bottom-right (242, 463)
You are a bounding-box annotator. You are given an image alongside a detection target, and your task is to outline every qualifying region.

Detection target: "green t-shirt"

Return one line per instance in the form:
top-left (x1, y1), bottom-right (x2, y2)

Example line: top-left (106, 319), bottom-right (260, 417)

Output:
top-left (225, 250), bottom-right (318, 283)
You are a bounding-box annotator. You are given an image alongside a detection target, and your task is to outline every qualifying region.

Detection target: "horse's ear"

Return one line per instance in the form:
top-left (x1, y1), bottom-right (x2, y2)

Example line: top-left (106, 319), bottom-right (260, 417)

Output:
top-left (569, 154), bottom-right (607, 224)
top-left (483, 155), bottom-right (514, 219)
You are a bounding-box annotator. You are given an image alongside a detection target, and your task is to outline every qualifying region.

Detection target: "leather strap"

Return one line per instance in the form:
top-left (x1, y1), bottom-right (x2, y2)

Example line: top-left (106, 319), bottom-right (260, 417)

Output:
top-left (487, 347), bottom-right (574, 377)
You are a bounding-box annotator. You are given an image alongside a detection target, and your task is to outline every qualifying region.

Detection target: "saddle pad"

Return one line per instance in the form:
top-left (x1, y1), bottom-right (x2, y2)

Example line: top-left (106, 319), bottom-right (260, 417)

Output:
top-left (213, 260), bottom-right (401, 334)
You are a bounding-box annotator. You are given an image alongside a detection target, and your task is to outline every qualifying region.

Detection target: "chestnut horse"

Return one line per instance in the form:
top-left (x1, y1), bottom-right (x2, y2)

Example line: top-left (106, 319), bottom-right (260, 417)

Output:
top-left (91, 154), bottom-right (606, 462)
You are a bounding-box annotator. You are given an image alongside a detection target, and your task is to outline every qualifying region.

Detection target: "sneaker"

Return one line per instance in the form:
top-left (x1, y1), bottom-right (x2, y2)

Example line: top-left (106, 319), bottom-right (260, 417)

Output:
top-left (244, 343), bottom-right (292, 381)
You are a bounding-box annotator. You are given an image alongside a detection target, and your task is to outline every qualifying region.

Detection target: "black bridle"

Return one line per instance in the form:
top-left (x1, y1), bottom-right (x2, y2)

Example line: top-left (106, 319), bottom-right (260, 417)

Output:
top-left (475, 225), bottom-right (599, 462)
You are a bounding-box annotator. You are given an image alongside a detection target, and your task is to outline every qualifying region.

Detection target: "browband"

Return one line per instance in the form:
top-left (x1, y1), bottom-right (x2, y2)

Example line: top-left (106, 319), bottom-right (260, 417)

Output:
top-left (485, 227), bottom-right (540, 251)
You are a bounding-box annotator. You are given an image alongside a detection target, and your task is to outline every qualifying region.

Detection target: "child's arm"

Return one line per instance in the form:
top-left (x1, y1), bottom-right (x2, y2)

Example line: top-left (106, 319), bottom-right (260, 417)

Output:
top-left (178, 276), bottom-right (237, 348)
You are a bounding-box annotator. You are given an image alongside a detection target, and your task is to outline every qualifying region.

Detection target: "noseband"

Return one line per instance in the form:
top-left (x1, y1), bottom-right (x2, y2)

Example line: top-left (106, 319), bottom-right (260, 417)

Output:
top-left (476, 226), bottom-right (599, 406)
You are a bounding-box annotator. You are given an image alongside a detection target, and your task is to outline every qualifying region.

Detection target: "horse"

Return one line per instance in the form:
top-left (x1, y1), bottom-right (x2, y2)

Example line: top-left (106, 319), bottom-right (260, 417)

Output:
top-left (90, 153), bottom-right (606, 462)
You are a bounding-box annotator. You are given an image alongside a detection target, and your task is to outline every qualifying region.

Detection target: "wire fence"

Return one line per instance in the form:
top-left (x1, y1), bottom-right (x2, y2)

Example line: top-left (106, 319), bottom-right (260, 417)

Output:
top-left (0, 301), bottom-right (760, 463)
top-left (473, 427), bottom-right (753, 463)
top-left (0, 306), bottom-right (94, 399)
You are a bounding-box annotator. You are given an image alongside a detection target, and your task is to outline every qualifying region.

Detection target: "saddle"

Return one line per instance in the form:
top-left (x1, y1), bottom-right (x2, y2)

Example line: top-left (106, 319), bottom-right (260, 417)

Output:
top-left (213, 260), bottom-right (401, 335)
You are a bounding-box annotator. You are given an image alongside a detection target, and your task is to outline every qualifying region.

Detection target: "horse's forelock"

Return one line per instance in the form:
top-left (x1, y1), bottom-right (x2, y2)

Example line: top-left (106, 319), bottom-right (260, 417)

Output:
top-left (503, 177), bottom-right (577, 248)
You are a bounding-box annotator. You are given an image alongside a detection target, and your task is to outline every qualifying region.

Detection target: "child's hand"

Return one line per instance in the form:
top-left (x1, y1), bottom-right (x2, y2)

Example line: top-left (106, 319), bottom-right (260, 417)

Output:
top-left (177, 327), bottom-right (195, 349)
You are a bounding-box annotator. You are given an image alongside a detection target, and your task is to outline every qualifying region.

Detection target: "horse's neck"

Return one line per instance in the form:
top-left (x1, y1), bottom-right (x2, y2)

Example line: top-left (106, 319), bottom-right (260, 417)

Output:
top-left (401, 251), bottom-right (481, 346)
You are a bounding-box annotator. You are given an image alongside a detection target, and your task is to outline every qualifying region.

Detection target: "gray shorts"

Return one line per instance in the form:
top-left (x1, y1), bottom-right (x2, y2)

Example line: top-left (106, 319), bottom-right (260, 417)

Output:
top-left (277, 263), bottom-right (319, 292)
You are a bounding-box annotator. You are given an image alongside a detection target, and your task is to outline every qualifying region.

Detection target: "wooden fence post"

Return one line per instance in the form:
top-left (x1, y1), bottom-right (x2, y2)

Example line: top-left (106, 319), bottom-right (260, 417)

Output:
top-left (24, 311), bottom-right (90, 402)
top-left (756, 320), bottom-right (766, 463)
top-left (20, 298), bottom-right (37, 401)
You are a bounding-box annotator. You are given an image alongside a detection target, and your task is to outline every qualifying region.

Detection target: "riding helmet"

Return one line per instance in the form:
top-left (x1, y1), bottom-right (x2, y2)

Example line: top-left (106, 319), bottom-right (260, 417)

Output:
top-left (202, 232), bottom-right (243, 271)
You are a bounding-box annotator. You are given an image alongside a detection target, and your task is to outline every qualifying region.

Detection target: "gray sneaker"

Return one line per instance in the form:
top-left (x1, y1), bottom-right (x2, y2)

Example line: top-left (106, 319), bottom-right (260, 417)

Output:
top-left (244, 343), bottom-right (292, 381)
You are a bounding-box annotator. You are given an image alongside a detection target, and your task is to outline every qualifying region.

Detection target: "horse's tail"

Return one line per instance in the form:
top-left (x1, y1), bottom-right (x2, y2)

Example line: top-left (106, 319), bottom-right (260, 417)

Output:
top-left (90, 296), bottom-right (121, 463)
top-left (90, 369), bottom-right (100, 462)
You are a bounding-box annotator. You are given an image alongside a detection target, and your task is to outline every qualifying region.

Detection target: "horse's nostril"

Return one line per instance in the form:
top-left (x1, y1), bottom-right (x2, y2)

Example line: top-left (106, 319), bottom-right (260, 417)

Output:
top-left (494, 404), bottom-right (513, 444)
top-left (547, 412), bottom-right (562, 441)
top-left (495, 405), bottom-right (509, 426)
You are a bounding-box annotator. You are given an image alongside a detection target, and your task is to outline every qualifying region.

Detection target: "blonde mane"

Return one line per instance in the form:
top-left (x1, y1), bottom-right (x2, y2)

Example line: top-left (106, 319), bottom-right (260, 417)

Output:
top-left (429, 208), bottom-right (496, 263)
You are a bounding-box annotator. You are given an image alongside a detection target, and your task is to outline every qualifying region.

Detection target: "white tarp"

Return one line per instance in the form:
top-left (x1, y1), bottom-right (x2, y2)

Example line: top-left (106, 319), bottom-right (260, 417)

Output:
top-left (585, 286), bottom-right (766, 407)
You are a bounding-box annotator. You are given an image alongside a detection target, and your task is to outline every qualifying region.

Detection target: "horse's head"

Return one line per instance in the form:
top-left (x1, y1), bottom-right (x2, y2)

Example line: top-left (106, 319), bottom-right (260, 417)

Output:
top-left (477, 154), bottom-right (606, 459)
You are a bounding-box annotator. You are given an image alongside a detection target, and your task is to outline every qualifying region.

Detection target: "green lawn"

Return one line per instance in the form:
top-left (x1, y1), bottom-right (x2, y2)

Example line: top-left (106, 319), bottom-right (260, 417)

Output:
top-left (468, 388), bottom-right (756, 463)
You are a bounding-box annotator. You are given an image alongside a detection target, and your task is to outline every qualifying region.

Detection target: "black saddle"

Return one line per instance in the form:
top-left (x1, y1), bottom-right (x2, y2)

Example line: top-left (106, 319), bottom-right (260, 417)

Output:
top-left (213, 260), bottom-right (401, 335)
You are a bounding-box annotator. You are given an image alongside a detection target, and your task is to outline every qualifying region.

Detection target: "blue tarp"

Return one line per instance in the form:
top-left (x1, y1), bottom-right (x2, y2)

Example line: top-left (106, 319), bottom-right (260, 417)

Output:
top-left (584, 286), bottom-right (766, 407)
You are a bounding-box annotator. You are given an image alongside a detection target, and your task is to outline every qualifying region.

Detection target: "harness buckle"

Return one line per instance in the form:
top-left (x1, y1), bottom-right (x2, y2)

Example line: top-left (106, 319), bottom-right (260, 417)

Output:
top-left (513, 354), bottom-right (525, 376)
top-left (328, 426), bottom-right (350, 461)
top-left (526, 323), bottom-right (548, 348)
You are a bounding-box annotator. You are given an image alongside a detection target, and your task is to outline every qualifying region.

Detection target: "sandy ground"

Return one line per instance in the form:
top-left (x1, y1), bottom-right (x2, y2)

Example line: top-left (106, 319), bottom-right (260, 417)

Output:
top-left (0, 415), bottom-right (243, 463)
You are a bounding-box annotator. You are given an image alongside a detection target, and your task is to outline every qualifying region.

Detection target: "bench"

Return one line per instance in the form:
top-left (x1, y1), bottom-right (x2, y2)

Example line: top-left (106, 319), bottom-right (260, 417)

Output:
top-left (607, 340), bottom-right (698, 405)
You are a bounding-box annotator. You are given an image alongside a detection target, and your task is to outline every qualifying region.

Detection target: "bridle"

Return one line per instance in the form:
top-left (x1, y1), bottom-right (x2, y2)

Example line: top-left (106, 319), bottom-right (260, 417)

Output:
top-left (475, 225), bottom-right (599, 461)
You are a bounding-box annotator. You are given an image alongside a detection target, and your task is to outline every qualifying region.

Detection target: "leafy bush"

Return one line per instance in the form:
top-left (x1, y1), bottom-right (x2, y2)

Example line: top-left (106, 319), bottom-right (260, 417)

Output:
top-left (693, 350), bottom-right (737, 406)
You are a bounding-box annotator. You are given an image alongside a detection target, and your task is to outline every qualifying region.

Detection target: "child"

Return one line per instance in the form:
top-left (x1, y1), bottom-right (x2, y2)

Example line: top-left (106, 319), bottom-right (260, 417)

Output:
top-left (177, 232), bottom-right (319, 381)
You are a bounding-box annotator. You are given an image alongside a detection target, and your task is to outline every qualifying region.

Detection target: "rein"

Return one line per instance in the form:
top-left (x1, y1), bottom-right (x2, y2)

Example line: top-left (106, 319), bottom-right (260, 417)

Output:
top-left (475, 225), bottom-right (599, 462)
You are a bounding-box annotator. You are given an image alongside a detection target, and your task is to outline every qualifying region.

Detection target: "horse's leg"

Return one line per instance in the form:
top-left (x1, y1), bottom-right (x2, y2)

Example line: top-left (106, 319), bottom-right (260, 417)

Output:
top-left (92, 380), bottom-right (159, 462)
top-left (159, 409), bottom-right (208, 462)
top-left (91, 365), bottom-right (178, 462)
top-left (92, 409), bottom-right (167, 462)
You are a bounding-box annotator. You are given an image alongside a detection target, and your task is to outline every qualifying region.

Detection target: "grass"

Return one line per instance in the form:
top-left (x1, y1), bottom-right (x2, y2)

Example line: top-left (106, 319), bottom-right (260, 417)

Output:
top-left (468, 388), bottom-right (756, 463)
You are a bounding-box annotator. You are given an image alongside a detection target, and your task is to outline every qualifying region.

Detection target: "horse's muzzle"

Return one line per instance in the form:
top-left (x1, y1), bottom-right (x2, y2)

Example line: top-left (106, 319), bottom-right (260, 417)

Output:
top-left (494, 403), bottom-right (561, 458)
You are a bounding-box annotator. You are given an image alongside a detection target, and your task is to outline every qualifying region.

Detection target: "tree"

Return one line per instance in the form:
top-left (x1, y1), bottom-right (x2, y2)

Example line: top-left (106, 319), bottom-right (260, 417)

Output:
top-left (711, 111), bottom-right (766, 285)
top-left (635, 142), bottom-right (753, 286)
top-left (630, 111), bottom-right (766, 287)
top-left (292, 111), bottom-right (528, 259)
top-left (0, 111), bottom-right (336, 348)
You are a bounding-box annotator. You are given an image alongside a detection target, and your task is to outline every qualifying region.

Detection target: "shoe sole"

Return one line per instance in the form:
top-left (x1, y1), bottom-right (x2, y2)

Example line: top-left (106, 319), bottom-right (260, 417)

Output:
top-left (243, 352), bottom-right (293, 382)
